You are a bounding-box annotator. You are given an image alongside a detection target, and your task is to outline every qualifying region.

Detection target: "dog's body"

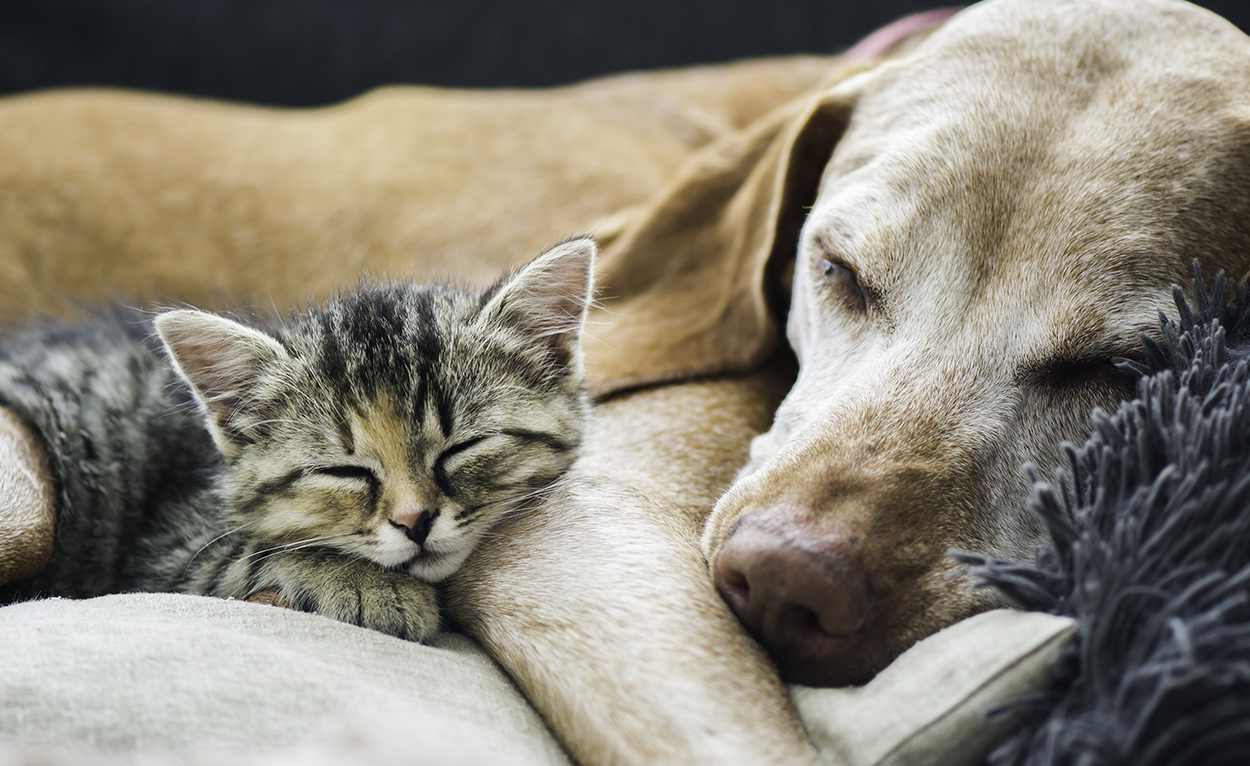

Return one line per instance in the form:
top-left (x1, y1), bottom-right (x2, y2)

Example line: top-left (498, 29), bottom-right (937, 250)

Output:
top-left (0, 55), bottom-right (835, 322)
top-left (3, 2), bottom-right (1250, 765)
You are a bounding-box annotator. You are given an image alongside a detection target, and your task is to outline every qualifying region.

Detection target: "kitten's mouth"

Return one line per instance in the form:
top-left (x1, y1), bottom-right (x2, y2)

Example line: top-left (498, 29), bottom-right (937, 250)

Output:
top-left (402, 547), bottom-right (461, 582)
top-left (401, 549), bottom-right (446, 569)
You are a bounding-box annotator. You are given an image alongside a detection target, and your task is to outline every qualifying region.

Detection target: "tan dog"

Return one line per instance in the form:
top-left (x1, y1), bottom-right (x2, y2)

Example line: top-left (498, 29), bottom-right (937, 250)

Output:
top-left (694, 0), bottom-right (1250, 687)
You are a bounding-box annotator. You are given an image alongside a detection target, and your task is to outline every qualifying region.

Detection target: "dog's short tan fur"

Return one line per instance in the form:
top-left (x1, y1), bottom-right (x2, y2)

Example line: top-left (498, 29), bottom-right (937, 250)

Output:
top-left (3, 2), bottom-right (1250, 764)
top-left (448, 362), bottom-right (813, 765)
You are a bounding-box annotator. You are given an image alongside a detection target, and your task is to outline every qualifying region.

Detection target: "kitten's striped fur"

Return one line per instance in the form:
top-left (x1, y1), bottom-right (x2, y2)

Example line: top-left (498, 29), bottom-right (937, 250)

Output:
top-left (0, 239), bottom-right (594, 641)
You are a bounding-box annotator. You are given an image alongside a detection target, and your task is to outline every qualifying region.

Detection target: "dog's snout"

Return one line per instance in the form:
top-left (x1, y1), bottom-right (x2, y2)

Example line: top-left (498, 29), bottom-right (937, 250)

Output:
top-left (713, 512), bottom-right (879, 684)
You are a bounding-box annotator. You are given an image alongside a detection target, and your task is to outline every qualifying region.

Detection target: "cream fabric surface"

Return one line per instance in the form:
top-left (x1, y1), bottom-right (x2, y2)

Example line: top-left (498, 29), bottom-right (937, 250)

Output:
top-left (793, 609), bottom-right (1078, 766)
top-left (0, 595), bottom-right (1074, 766)
top-left (0, 593), bottom-right (570, 766)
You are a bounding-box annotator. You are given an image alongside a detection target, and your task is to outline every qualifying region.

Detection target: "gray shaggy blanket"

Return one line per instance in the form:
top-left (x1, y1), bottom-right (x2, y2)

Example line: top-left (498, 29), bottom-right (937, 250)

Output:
top-left (960, 266), bottom-right (1250, 766)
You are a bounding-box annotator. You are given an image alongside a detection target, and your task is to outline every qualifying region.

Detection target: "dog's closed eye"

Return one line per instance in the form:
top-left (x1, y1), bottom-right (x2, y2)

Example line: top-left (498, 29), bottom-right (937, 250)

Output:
top-left (1030, 356), bottom-right (1141, 395)
top-left (815, 257), bottom-right (869, 314)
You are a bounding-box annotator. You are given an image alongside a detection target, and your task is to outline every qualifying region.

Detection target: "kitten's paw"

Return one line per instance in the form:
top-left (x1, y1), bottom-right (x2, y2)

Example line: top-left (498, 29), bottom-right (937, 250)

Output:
top-left (255, 551), bottom-right (441, 642)
top-left (349, 568), bottom-right (441, 642)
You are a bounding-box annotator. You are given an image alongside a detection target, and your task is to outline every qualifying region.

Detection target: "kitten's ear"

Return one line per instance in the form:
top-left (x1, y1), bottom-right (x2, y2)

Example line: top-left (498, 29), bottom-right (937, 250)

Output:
top-left (155, 309), bottom-right (290, 457)
top-left (483, 237), bottom-right (596, 369)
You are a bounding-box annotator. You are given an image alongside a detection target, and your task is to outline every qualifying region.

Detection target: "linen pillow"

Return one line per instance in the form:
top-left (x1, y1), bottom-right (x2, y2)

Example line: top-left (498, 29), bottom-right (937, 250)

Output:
top-left (0, 595), bottom-right (1073, 765)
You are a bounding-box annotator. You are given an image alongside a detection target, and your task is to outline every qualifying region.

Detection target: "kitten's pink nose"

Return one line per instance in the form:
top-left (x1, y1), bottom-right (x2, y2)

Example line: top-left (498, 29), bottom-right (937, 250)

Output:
top-left (391, 508), bottom-right (438, 546)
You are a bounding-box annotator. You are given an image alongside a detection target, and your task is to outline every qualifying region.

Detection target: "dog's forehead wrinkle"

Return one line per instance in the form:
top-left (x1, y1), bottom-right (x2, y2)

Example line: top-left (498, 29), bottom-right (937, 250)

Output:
top-left (814, 147), bottom-right (1071, 329)
top-left (813, 0), bottom-right (1250, 298)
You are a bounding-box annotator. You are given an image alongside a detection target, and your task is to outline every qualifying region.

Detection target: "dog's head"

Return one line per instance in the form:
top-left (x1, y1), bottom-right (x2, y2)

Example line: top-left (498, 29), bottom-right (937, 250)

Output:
top-left (585, 0), bottom-right (1250, 688)
top-left (697, 0), bottom-right (1250, 686)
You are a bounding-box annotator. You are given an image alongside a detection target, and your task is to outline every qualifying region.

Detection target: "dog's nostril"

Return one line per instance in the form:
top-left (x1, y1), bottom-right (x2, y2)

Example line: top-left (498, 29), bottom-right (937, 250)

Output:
top-left (780, 603), bottom-right (850, 642)
top-left (790, 606), bottom-right (820, 634)
top-left (714, 561), bottom-right (752, 615)
top-left (721, 566), bottom-right (749, 596)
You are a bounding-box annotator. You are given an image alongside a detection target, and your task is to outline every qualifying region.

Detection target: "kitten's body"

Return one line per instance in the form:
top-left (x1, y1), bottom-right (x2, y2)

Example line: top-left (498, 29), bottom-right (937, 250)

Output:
top-left (0, 240), bottom-right (594, 640)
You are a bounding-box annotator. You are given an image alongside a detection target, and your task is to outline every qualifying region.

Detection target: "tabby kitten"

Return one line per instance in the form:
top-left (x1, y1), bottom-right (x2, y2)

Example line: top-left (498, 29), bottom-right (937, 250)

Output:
top-left (0, 238), bottom-right (594, 641)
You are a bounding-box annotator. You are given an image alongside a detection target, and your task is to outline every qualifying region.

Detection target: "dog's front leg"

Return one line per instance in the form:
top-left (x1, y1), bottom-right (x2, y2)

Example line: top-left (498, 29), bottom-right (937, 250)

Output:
top-left (447, 366), bottom-right (819, 766)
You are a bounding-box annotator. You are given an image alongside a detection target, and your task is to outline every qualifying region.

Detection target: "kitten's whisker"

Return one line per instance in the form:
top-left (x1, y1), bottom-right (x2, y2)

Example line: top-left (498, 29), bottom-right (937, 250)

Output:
top-left (501, 483), bottom-right (561, 508)
top-left (246, 417), bottom-right (308, 429)
top-left (279, 537), bottom-right (355, 556)
top-left (238, 533), bottom-right (355, 565)
top-left (184, 522), bottom-right (253, 574)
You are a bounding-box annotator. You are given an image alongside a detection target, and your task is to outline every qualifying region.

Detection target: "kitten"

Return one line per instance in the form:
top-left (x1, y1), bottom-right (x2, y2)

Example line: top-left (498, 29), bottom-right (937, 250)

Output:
top-left (0, 238), bottom-right (594, 641)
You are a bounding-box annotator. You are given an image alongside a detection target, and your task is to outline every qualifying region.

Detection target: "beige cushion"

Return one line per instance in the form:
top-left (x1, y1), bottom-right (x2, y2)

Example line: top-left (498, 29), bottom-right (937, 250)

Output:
top-left (0, 595), bottom-right (1074, 765)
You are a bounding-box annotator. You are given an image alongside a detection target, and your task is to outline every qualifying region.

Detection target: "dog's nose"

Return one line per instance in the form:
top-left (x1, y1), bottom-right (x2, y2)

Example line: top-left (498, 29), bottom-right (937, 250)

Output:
top-left (391, 508), bottom-right (438, 545)
top-left (713, 514), bottom-right (877, 682)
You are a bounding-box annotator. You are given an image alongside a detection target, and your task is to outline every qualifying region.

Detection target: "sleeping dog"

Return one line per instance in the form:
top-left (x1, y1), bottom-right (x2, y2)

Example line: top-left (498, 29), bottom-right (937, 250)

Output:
top-left (703, 0), bottom-right (1250, 687)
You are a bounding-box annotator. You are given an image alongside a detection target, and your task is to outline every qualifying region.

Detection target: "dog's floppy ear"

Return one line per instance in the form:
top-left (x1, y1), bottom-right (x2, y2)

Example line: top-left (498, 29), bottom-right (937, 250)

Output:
top-left (582, 81), bottom-right (861, 397)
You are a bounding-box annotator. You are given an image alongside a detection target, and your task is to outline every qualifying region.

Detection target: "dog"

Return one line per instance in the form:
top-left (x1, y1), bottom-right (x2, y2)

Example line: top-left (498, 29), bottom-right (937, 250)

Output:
top-left (5, 2), bottom-right (1249, 765)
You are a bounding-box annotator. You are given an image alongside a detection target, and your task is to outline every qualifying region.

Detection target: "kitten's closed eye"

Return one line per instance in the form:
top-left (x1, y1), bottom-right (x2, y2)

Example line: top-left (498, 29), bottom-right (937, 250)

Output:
top-left (309, 465), bottom-right (380, 496)
top-left (438, 436), bottom-right (491, 465)
top-left (315, 465), bottom-right (379, 482)
top-left (435, 431), bottom-right (571, 494)
top-left (434, 435), bottom-right (508, 491)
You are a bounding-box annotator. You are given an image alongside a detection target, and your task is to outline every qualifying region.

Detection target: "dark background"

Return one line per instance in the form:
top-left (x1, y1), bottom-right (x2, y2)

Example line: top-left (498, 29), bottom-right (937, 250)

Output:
top-left (0, 0), bottom-right (1246, 107)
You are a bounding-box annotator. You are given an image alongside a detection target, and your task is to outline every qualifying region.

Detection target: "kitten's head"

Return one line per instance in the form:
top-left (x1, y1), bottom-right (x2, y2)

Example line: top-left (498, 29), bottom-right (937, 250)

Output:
top-left (155, 238), bottom-right (595, 582)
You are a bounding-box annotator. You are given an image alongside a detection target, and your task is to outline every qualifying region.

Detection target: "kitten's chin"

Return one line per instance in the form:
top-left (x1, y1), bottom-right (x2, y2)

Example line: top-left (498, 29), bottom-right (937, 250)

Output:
top-left (405, 547), bottom-right (469, 583)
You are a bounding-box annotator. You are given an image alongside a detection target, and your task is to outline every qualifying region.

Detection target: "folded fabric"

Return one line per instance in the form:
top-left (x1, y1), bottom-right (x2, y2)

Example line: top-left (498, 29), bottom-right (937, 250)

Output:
top-left (794, 609), bottom-right (1077, 766)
